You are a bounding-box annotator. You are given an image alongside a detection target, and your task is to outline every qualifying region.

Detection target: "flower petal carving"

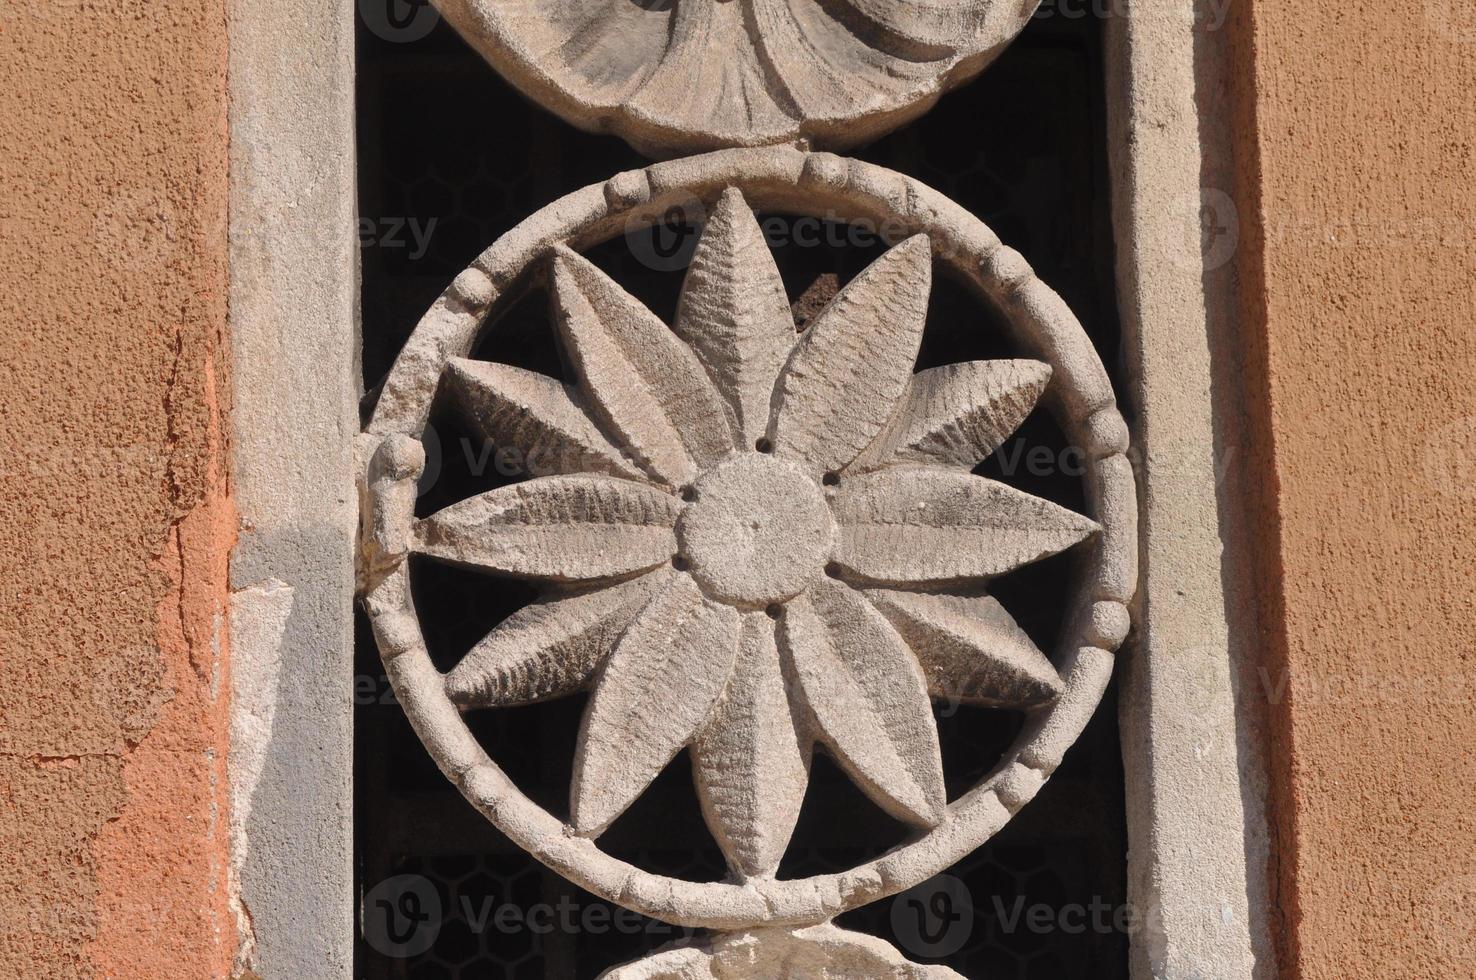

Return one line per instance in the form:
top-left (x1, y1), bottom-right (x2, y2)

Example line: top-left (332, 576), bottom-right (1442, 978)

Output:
top-left (433, 0), bottom-right (1038, 157)
top-left (626, 0), bottom-right (795, 145)
top-left (838, 0), bottom-right (994, 52)
top-left (446, 358), bottom-right (647, 481)
top-left (414, 476), bottom-right (681, 582)
top-left (831, 466), bottom-right (1099, 584)
top-left (445, 570), bottom-right (670, 708)
top-left (781, 578), bottom-right (945, 828)
top-left (673, 188), bottom-right (796, 448)
top-left (572, 574), bottom-right (742, 836)
top-left (550, 246), bottom-right (733, 487)
top-left (769, 236), bottom-right (932, 476)
top-left (488, 0), bottom-right (670, 106)
top-left (850, 360), bottom-right (1052, 473)
top-left (747, 0), bottom-right (939, 121)
top-left (690, 614), bottom-right (810, 879)
top-left (864, 588), bottom-right (1062, 708)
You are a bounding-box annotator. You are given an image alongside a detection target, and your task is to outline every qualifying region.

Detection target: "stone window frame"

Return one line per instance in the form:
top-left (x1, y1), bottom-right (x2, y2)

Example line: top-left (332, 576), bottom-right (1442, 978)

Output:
top-left (224, 1), bottom-right (1274, 976)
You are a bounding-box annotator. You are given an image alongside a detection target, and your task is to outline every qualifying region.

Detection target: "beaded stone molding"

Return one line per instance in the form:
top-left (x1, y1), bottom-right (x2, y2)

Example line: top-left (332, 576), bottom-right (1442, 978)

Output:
top-left (358, 146), bottom-right (1137, 976)
top-left (429, 0), bottom-right (1042, 157)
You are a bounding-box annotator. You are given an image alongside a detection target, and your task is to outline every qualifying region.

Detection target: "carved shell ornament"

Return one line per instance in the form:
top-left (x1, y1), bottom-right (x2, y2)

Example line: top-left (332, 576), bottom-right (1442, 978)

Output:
top-left (430, 0), bottom-right (1042, 157)
top-left (360, 148), bottom-right (1137, 975)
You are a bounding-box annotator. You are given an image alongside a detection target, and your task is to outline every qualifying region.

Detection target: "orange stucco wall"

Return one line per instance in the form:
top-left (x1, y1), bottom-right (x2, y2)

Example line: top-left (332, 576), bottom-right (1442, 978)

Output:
top-left (0, 2), bottom-right (235, 977)
top-left (1229, 2), bottom-right (1476, 977)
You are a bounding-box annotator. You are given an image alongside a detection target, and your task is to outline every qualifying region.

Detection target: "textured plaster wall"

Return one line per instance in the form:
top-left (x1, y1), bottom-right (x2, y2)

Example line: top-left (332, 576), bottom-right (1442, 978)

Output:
top-left (1228, 1), bottom-right (1476, 977)
top-left (0, 2), bottom-right (235, 978)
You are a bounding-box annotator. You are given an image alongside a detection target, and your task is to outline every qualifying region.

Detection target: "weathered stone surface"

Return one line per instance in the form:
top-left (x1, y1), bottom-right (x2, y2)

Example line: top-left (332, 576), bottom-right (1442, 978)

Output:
top-left (414, 475), bottom-right (681, 581)
top-left (865, 587), bottom-right (1063, 707)
top-left (572, 575), bottom-right (741, 836)
top-left (782, 578), bottom-right (946, 828)
top-left (447, 357), bottom-right (646, 481)
top-left (552, 246), bottom-right (732, 487)
top-left (359, 155), bottom-right (1137, 951)
top-left (770, 235), bottom-right (932, 477)
top-left (832, 466), bottom-right (1099, 583)
top-left (673, 188), bottom-right (795, 448)
top-left (849, 359), bottom-right (1053, 473)
top-left (431, 0), bottom-right (1040, 157)
top-left (677, 454), bottom-right (836, 608)
top-left (446, 571), bottom-right (669, 707)
top-left (691, 616), bottom-right (810, 880)
top-left (230, 0), bottom-right (358, 971)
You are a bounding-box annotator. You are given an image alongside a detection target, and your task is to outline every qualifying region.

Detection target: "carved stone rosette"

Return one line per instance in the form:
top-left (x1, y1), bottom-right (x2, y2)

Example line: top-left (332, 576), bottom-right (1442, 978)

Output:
top-left (359, 146), bottom-right (1137, 977)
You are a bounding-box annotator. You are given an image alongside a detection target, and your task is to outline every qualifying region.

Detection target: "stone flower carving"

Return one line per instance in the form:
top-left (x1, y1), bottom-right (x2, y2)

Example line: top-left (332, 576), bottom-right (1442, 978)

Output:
top-left (415, 189), bottom-right (1098, 878)
top-left (362, 149), bottom-right (1137, 975)
top-left (432, 0), bottom-right (1040, 156)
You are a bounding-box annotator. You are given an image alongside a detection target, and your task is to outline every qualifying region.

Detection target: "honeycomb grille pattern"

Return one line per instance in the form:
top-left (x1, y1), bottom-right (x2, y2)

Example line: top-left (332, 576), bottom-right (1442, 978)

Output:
top-left (379, 835), bottom-right (1117, 980)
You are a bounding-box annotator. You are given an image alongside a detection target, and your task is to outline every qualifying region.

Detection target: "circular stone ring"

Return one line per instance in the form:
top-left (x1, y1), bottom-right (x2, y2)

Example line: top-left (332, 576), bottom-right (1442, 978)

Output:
top-left (360, 145), bottom-right (1137, 930)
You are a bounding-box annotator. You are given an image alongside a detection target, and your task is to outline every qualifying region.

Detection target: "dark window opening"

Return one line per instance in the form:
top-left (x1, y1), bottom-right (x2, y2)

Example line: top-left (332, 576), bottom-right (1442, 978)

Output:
top-left (356, 10), bottom-right (1128, 978)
